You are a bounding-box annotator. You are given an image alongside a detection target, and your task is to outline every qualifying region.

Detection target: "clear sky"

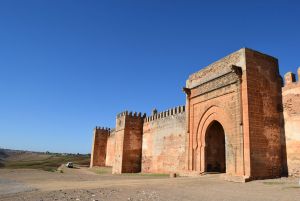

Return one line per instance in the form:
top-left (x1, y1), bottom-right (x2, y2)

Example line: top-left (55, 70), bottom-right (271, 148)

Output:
top-left (0, 0), bottom-right (299, 153)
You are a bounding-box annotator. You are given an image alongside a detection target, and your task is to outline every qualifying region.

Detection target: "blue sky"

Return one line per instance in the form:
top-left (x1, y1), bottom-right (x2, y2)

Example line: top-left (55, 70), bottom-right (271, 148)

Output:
top-left (0, 0), bottom-right (299, 153)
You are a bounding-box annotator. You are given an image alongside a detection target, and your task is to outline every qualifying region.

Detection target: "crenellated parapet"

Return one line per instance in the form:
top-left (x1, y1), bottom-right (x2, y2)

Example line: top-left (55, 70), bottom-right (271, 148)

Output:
top-left (90, 126), bottom-right (111, 167)
top-left (94, 126), bottom-right (116, 136)
top-left (144, 105), bottom-right (185, 123)
top-left (283, 67), bottom-right (300, 90)
top-left (116, 111), bottom-right (146, 119)
top-left (282, 67), bottom-right (300, 177)
top-left (110, 128), bottom-right (115, 134)
top-left (94, 126), bottom-right (110, 131)
top-left (113, 110), bottom-right (145, 174)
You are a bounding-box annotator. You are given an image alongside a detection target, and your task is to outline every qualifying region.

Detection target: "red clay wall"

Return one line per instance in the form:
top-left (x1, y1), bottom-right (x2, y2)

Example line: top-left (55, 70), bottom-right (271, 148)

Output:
top-left (112, 112), bottom-right (144, 173)
top-left (105, 130), bottom-right (115, 167)
top-left (122, 114), bottom-right (144, 173)
top-left (142, 106), bottom-right (186, 173)
top-left (245, 49), bottom-right (283, 179)
top-left (90, 127), bottom-right (109, 167)
top-left (283, 69), bottom-right (300, 176)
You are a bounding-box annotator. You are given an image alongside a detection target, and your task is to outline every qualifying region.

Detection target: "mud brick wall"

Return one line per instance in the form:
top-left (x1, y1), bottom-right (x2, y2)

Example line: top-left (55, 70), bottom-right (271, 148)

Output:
top-left (245, 49), bottom-right (283, 179)
top-left (112, 112), bottom-right (144, 173)
top-left (142, 106), bottom-right (186, 173)
top-left (105, 130), bottom-right (116, 167)
top-left (90, 127), bottom-right (109, 167)
top-left (122, 115), bottom-right (144, 173)
top-left (283, 68), bottom-right (300, 176)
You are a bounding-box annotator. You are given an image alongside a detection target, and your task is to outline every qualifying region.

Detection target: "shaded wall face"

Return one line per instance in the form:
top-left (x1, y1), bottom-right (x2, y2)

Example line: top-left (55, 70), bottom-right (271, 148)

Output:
top-left (245, 50), bottom-right (283, 178)
top-left (122, 117), bottom-right (143, 173)
top-left (105, 133), bottom-right (115, 167)
top-left (283, 83), bottom-right (300, 176)
top-left (90, 129), bottom-right (109, 167)
top-left (142, 112), bottom-right (186, 173)
top-left (112, 115), bottom-right (144, 174)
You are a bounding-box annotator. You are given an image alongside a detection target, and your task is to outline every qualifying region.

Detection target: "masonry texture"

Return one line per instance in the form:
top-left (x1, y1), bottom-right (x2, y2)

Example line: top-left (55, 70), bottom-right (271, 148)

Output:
top-left (105, 129), bottom-right (115, 167)
top-left (90, 48), bottom-right (300, 182)
top-left (142, 106), bottom-right (186, 173)
top-left (90, 128), bottom-right (109, 167)
top-left (282, 68), bottom-right (300, 177)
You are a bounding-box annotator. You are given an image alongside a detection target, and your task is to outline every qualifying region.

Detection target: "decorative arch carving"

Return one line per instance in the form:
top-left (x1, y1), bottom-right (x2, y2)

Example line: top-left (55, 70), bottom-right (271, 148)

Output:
top-left (192, 105), bottom-right (233, 172)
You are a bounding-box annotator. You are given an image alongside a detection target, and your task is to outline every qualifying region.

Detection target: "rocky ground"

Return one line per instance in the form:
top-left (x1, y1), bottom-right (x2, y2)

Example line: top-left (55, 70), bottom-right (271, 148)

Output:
top-left (0, 167), bottom-right (299, 201)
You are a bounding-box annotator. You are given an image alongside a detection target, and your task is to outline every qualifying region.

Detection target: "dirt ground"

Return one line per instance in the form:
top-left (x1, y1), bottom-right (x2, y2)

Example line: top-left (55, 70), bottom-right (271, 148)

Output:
top-left (0, 167), bottom-right (299, 201)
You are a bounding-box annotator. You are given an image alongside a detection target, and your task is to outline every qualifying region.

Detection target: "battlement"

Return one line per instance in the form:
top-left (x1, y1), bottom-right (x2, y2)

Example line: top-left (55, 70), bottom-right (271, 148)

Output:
top-left (94, 127), bottom-right (116, 136)
top-left (116, 111), bottom-right (146, 118)
top-left (94, 126), bottom-right (110, 131)
top-left (283, 67), bottom-right (300, 89)
top-left (144, 105), bottom-right (185, 123)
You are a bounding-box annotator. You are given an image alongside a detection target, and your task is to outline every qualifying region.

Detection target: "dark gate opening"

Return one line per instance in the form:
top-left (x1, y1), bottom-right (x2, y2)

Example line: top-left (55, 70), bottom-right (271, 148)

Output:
top-left (205, 121), bottom-right (226, 173)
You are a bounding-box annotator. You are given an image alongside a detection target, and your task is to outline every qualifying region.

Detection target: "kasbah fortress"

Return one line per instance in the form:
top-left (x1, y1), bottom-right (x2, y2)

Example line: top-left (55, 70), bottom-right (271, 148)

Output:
top-left (90, 48), bottom-right (300, 182)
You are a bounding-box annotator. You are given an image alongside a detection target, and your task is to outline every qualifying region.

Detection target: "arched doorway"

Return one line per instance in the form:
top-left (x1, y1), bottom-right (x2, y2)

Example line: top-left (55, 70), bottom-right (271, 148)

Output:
top-left (205, 121), bottom-right (226, 173)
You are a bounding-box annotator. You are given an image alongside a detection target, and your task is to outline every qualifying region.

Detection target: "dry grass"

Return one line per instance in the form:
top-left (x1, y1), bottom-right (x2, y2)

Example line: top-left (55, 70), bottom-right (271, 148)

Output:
top-left (89, 166), bottom-right (112, 174)
top-left (0, 149), bottom-right (90, 172)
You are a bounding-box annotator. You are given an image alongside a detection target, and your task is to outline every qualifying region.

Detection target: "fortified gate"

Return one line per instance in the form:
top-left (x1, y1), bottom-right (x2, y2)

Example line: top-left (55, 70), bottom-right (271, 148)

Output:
top-left (90, 48), bottom-right (300, 182)
top-left (184, 49), bottom-right (283, 181)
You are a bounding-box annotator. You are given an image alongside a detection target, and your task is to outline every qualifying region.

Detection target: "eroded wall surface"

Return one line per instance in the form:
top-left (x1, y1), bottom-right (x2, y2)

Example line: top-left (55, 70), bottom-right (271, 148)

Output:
top-left (245, 49), bottom-right (283, 179)
top-left (112, 115), bottom-right (125, 174)
top-left (112, 112), bottom-right (144, 173)
top-left (122, 115), bottom-right (144, 173)
top-left (90, 128), bottom-right (109, 167)
top-left (142, 107), bottom-right (186, 173)
top-left (283, 69), bottom-right (300, 176)
top-left (105, 131), bottom-right (115, 167)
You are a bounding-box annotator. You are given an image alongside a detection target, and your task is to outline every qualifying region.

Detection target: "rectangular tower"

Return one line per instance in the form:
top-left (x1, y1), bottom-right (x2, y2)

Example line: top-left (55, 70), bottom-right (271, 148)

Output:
top-left (112, 111), bottom-right (144, 173)
top-left (90, 127), bottom-right (110, 167)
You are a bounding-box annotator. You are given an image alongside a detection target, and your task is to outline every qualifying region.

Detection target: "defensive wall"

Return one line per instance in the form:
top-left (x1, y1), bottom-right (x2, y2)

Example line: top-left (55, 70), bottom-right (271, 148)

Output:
top-left (90, 48), bottom-right (300, 181)
top-left (142, 106), bottom-right (186, 173)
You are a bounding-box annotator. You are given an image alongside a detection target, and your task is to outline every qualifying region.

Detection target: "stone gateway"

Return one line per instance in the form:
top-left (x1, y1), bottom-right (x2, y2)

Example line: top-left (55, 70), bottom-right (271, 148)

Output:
top-left (90, 48), bottom-right (300, 182)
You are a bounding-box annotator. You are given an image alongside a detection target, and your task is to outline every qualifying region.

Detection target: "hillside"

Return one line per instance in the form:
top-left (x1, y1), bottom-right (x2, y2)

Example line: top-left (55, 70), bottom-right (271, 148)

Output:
top-left (0, 149), bottom-right (90, 171)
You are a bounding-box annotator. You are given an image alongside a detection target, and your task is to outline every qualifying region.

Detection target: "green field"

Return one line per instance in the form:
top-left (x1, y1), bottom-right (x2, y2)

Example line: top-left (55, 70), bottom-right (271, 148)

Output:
top-left (0, 149), bottom-right (90, 172)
